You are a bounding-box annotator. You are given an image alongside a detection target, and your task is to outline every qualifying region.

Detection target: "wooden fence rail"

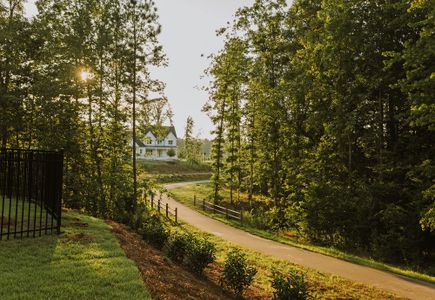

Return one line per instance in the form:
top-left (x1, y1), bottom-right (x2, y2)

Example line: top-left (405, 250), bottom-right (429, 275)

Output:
top-left (193, 195), bottom-right (243, 224)
top-left (145, 192), bottom-right (178, 224)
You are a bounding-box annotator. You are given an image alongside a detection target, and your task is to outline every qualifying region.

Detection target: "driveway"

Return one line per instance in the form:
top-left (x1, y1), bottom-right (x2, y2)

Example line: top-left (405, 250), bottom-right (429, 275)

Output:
top-left (162, 181), bottom-right (435, 300)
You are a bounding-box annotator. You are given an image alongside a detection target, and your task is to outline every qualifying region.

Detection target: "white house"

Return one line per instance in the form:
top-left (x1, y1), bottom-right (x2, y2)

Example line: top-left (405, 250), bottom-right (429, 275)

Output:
top-left (134, 126), bottom-right (178, 160)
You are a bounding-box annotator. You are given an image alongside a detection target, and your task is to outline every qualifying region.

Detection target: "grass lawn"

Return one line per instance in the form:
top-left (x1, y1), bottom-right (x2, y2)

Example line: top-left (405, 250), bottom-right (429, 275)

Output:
top-left (169, 182), bottom-right (435, 284)
top-left (1, 198), bottom-right (54, 239)
top-left (0, 210), bottom-right (151, 300)
top-left (138, 160), bottom-right (211, 175)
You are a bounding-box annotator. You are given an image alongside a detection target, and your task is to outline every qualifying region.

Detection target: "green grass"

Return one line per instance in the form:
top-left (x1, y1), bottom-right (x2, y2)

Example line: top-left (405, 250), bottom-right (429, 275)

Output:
top-left (138, 160), bottom-right (211, 175)
top-left (170, 222), bottom-right (400, 299)
top-left (1, 198), bottom-right (53, 238)
top-left (169, 182), bottom-right (435, 285)
top-left (0, 210), bottom-right (151, 300)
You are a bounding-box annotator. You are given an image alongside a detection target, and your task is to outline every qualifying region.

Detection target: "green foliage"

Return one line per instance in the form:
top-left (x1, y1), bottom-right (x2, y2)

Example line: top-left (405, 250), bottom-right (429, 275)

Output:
top-left (0, 0), bottom-right (165, 220)
top-left (128, 204), bottom-right (150, 231)
top-left (184, 234), bottom-right (216, 274)
top-left (205, 0), bottom-right (435, 269)
top-left (242, 208), bottom-right (273, 230)
top-left (165, 232), bottom-right (189, 264)
top-left (167, 148), bottom-right (176, 157)
top-left (271, 269), bottom-right (309, 300)
top-left (221, 248), bottom-right (257, 297)
top-left (141, 215), bottom-right (169, 249)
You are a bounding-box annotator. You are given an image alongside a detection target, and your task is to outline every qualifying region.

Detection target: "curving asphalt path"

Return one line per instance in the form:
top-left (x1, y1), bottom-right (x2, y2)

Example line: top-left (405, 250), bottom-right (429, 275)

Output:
top-left (162, 181), bottom-right (435, 300)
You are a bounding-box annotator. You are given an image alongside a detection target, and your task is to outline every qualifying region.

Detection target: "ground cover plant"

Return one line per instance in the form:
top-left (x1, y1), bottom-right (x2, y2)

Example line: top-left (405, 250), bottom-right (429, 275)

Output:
top-left (0, 210), bottom-right (151, 300)
top-left (221, 248), bottom-right (257, 297)
top-left (271, 269), bottom-right (309, 300)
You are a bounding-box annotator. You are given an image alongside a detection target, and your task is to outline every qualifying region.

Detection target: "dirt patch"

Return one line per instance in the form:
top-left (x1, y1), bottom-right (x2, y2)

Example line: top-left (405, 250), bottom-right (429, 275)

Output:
top-left (64, 233), bottom-right (96, 243)
top-left (68, 222), bottom-right (89, 228)
top-left (109, 221), bottom-right (269, 300)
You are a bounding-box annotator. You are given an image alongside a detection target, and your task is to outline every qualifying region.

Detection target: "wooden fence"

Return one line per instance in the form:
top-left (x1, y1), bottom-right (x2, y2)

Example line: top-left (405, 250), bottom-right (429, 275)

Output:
top-left (146, 192), bottom-right (178, 224)
top-left (193, 195), bottom-right (243, 224)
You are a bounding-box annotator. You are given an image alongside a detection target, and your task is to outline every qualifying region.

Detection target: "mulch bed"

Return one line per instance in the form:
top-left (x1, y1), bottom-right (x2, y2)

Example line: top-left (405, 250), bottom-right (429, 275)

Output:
top-left (108, 221), bottom-right (269, 300)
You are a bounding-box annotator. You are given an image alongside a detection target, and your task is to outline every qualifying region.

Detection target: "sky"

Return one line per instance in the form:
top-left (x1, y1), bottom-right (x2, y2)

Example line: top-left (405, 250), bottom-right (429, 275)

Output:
top-left (24, 0), bottom-right (255, 139)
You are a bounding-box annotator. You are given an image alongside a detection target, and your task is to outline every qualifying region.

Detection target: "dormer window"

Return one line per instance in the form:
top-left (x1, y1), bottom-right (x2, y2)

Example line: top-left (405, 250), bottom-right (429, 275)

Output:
top-left (168, 140), bottom-right (173, 145)
top-left (145, 137), bottom-right (152, 145)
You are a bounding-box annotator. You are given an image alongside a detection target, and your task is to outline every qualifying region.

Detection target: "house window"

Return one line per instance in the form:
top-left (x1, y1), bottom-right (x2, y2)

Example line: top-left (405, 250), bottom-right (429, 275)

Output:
top-left (139, 149), bottom-right (143, 155)
top-left (168, 140), bottom-right (173, 145)
top-left (157, 140), bottom-right (163, 145)
top-left (145, 137), bottom-right (152, 145)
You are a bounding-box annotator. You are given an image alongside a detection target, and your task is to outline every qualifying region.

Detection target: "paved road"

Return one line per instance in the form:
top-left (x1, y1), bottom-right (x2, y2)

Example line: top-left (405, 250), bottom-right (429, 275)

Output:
top-left (162, 181), bottom-right (435, 300)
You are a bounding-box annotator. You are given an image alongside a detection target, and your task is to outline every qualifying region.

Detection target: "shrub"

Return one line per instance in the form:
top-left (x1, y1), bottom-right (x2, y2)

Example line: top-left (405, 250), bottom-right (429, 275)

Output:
top-left (165, 232), bottom-right (189, 264)
top-left (242, 208), bottom-right (273, 230)
top-left (129, 204), bottom-right (149, 230)
top-left (185, 235), bottom-right (216, 274)
top-left (271, 269), bottom-right (309, 300)
top-left (221, 248), bottom-right (257, 297)
top-left (142, 215), bottom-right (169, 249)
top-left (167, 148), bottom-right (176, 157)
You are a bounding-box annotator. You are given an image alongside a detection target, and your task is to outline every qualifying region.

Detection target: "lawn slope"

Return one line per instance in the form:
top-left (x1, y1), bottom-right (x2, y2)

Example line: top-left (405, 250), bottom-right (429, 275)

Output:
top-left (0, 210), bottom-right (151, 300)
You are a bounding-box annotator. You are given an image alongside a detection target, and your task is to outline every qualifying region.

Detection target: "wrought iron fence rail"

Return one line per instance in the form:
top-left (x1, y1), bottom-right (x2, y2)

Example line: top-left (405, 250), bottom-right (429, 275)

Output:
top-left (0, 148), bottom-right (63, 240)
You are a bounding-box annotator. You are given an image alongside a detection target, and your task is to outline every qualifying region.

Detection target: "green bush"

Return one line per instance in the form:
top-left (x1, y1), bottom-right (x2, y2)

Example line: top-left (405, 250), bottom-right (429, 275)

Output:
top-left (167, 148), bottom-right (176, 157)
top-left (141, 215), bottom-right (169, 249)
top-left (128, 204), bottom-right (149, 230)
top-left (221, 248), bottom-right (257, 297)
top-left (243, 208), bottom-right (273, 230)
top-left (185, 235), bottom-right (216, 274)
top-left (165, 232), bottom-right (189, 264)
top-left (271, 269), bottom-right (309, 300)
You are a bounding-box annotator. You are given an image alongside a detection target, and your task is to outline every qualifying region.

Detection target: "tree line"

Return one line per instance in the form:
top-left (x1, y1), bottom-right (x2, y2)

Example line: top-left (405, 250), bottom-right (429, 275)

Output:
top-left (0, 0), bottom-right (170, 220)
top-left (205, 0), bottom-right (434, 267)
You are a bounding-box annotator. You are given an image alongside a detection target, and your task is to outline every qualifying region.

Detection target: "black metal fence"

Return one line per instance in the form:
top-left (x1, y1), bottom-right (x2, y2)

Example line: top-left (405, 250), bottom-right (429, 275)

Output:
top-left (0, 148), bottom-right (63, 240)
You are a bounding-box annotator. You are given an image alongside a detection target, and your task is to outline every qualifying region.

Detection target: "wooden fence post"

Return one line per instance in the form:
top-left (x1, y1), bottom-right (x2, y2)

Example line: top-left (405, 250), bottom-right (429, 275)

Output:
top-left (194, 195), bottom-right (196, 206)
top-left (202, 199), bottom-right (205, 211)
top-left (151, 193), bottom-right (154, 208)
top-left (240, 208), bottom-right (243, 224)
top-left (158, 199), bottom-right (161, 213)
top-left (225, 204), bottom-right (229, 219)
top-left (175, 208), bottom-right (178, 223)
top-left (166, 203), bottom-right (169, 218)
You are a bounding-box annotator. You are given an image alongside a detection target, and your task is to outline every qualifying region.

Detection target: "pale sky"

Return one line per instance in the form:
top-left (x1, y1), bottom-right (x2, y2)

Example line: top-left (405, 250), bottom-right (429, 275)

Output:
top-left (24, 0), bottom-right (255, 139)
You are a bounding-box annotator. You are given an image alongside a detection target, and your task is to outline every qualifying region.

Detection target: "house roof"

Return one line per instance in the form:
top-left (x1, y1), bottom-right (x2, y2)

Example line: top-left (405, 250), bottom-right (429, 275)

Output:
top-left (144, 126), bottom-right (177, 139)
top-left (135, 139), bottom-right (146, 147)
